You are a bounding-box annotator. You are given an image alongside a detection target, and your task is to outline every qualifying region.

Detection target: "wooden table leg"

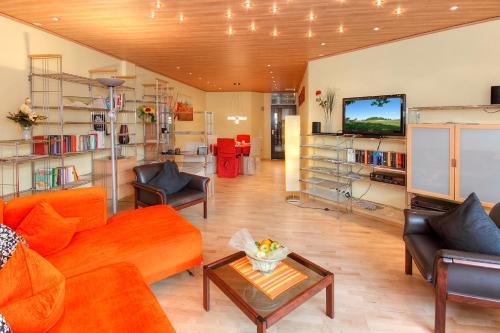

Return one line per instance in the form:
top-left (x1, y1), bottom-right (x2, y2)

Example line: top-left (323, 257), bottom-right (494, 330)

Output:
top-left (257, 317), bottom-right (267, 333)
top-left (326, 279), bottom-right (334, 319)
top-left (203, 266), bottom-right (210, 311)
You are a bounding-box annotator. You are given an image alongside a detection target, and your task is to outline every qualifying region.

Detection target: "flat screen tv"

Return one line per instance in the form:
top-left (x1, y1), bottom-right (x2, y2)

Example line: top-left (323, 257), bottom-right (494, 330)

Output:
top-left (342, 94), bottom-right (406, 136)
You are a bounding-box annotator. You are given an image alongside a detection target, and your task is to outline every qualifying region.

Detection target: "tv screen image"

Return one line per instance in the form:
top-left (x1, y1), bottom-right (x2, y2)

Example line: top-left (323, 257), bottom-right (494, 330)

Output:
top-left (343, 94), bottom-right (406, 136)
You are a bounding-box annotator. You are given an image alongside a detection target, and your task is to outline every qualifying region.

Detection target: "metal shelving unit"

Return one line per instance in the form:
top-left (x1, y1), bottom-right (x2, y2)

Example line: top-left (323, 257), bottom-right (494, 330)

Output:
top-left (300, 135), bottom-right (355, 214)
top-left (300, 134), bottom-right (407, 218)
top-left (0, 55), bottom-right (138, 200)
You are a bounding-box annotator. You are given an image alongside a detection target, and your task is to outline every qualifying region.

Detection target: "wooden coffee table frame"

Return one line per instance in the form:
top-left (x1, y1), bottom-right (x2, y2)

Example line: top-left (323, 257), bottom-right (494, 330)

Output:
top-left (203, 251), bottom-right (334, 333)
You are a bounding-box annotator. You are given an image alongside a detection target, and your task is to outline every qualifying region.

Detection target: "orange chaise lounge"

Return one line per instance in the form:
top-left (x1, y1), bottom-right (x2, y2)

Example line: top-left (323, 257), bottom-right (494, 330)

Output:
top-left (0, 187), bottom-right (203, 332)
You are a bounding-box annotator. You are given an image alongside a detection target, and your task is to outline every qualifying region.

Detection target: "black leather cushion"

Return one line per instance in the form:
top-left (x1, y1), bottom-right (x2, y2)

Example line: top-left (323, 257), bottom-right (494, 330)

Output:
top-left (429, 193), bottom-right (500, 256)
top-left (404, 234), bottom-right (443, 282)
top-left (167, 188), bottom-right (205, 208)
top-left (148, 161), bottom-right (192, 195)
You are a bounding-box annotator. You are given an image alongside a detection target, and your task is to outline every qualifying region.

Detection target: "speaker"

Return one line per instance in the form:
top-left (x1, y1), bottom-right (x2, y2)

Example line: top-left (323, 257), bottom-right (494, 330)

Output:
top-left (492, 86), bottom-right (500, 104)
top-left (312, 122), bottom-right (321, 134)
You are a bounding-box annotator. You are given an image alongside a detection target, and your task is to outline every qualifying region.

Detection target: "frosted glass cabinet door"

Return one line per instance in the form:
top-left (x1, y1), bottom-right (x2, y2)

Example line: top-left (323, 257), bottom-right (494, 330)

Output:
top-left (456, 125), bottom-right (500, 206)
top-left (407, 125), bottom-right (454, 199)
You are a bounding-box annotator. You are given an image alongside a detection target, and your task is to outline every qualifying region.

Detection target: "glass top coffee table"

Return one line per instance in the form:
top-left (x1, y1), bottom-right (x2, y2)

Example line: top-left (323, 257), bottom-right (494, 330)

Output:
top-left (203, 251), bottom-right (334, 333)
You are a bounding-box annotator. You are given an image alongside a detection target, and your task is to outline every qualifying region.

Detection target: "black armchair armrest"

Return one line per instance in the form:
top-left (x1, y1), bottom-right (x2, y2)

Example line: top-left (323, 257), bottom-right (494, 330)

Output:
top-left (435, 249), bottom-right (500, 267)
top-left (182, 172), bottom-right (210, 193)
top-left (131, 181), bottom-right (167, 206)
top-left (404, 209), bottom-right (444, 236)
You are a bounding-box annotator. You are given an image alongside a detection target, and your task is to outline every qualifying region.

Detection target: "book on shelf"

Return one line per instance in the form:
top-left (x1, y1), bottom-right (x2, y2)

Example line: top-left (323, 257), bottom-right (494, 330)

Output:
top-left (33, 135), bottom-right (78, 155)
top-left (354, 149), bottom-right (406, 170)
top-left (35, 165), bottom-right (79, 190)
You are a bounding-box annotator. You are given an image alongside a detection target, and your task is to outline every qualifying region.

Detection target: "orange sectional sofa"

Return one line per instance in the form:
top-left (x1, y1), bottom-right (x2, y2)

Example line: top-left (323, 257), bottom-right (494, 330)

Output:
top-left (0, 187), bottom-right (203, 332)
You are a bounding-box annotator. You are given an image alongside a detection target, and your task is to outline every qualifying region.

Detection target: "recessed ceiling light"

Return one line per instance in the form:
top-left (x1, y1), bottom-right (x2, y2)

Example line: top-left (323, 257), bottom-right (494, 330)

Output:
top-left (309, 12), bottom-right (315, 21)
top-left (228, 26), bottom-right (234, 35)
top-left (226, 8), bottom-right (232, 19)
top-left (33, 22), bottom-right (43, 26)
top-left (272, 27), bottom-right (278, 37)
top-left (320, 42), bottom-right (326, 46)
top-left (339, 25), bottom-right (344, 33)
top-left (51, 16), bottom-right (60, 21)
top-left (150, 10), bottom-right (156, 19)
top-left (395, 7), bottom-right (403, 16)
top-left (188, 72), bottom-right (192, 75)
top-left (244, 0), bottom-right (252, 10)
top-left (374, 0), bottom-right (384, 7)
top-left (155, 0), bottom-right (162, 9)
top-left (250, 21), bottom-right (256, 31)
top-left (272, 3), bottom-right (278, 14)
top-left (450, 5), bottom-right (459, 11)
top-left (267, 64), bottom-right (271, 67)
top-left (176, 66), bottom-right (180, 70)
top-left (373, 27), bottom-right (380, 31)
top-left (179, 13), bottom-right (184, 22)
top-left (269, 71), bottom-right (273, 74)
top-left (307, 30), bottom-right (313, 38)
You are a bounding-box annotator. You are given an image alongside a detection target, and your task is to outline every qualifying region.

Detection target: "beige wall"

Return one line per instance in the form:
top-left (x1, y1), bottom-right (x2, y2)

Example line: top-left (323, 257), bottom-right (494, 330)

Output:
top-left (0, 15), bottom-right (206, 194)
top-left (206, 91), bottom-right (265, 141)
top-left (301, 19), bottom-right (500, 209)
top-left (306, 19), bottom-right (500, 133)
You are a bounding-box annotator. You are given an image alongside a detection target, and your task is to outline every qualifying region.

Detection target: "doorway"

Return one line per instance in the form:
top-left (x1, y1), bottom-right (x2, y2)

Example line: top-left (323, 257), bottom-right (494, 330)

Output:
top-left (271, 105), bottom-right (297, 160)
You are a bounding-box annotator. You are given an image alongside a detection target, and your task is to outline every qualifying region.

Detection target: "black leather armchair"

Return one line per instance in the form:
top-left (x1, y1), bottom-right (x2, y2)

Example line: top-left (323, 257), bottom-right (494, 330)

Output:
top-left (132, 162), bottom-right (210, 218)
top-left (404, 205), bottom-right (500, 333)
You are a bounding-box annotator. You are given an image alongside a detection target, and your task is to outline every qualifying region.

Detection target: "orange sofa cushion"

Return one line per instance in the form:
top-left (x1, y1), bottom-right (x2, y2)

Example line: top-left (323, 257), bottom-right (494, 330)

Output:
top-left (0, 243), bottom-right (65, 333)
top-left (3, 187), bottom-right (106, 232)
top-left (16, 201), bottom-right (80, 256)
top-left (47, 205), bottom-right (203, 283)
top-left (48, 263), bottom-right (175, 333)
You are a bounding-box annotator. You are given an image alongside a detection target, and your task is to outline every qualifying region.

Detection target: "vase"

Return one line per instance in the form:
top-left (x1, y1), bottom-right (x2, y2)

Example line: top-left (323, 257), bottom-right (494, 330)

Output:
top-left (323, 114), bottom-right (334, 133)
top-left (21, 126), bottom-right (32, 140)
top-left (118, 125), bottom-right (129, 144)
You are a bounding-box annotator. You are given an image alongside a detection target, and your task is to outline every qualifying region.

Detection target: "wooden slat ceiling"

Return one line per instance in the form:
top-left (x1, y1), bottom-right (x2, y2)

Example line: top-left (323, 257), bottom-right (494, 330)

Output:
top-left (1, 1), bottom-right (499, 92)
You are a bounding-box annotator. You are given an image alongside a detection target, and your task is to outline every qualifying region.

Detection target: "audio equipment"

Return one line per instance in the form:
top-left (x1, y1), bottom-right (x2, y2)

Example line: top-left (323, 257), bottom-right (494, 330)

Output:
top-left (312, 122), bottom-right (321, 134)
top-left (491, 86), bottom-right (500, 104)
top-left (411, 195), bottom-right (459, 212)
top-left (369, 171), bottom-right (406, 186)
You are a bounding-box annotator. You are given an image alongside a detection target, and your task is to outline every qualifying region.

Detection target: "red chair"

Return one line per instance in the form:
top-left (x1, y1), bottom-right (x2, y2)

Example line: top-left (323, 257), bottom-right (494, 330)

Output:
top-left (236, 134), bottom-right (251, 144)
top-left (216, 138), bottom-right (240, 178)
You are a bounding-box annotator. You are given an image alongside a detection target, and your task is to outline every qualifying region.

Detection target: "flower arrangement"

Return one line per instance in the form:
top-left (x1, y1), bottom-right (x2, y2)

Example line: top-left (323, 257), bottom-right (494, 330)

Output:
top-left (7, 98), bottom-right (46, 127)
top-left (137, 105), bottom-right (156, 123)
top-left (315, 89), bottom-right (336, 123)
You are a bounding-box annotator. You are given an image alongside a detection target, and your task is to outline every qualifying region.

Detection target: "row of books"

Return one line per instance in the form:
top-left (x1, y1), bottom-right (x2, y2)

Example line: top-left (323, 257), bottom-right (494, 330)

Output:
top-left (352, 149), bottom-right (406, 170)
top-left (33, 131), bottom-right (105, 155)
top-left (34, 165), bottom-right (79, 190)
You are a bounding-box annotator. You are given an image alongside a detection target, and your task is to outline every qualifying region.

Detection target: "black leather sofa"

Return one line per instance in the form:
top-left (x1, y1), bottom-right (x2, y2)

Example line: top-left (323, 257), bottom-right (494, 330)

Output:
top-left (132, 162), bottom-right (210, 218)
top-left (403, 204), bottom-right (500, 333)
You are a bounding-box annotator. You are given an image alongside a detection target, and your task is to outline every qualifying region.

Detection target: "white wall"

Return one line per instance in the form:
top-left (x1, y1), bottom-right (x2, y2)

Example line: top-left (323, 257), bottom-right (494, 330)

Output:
top-left (300, 19), bottom-right (500, 210)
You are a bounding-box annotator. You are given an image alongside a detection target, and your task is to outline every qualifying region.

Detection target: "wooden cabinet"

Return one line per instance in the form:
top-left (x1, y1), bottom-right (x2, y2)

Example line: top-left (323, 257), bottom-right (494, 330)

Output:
top-left (94, 156), bottom-right (136, 200)
top-left (407, 124), bottom-right (500, 207)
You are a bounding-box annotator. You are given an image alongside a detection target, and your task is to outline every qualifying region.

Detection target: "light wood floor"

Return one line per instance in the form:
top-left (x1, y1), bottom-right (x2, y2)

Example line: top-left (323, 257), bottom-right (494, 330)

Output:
top-left (126, 161), bottom-right (500, 333)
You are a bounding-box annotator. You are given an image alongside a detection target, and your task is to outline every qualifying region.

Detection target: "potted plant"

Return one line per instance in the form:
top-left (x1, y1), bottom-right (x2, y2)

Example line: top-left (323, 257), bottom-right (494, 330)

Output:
top-left (7, 97), bottom-right (47, 140)
top-left (315, 89), bottom-right (336, 133)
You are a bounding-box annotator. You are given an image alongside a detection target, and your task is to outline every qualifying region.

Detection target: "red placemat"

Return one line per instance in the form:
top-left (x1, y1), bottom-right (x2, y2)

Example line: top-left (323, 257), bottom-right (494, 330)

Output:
top-left (229, 256), bottom-right (308, 300)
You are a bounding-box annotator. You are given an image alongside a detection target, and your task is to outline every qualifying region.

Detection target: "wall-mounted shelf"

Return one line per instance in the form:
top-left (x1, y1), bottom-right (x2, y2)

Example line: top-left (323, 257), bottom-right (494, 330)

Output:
top-left (409, 104), bottom-right (500, 112)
